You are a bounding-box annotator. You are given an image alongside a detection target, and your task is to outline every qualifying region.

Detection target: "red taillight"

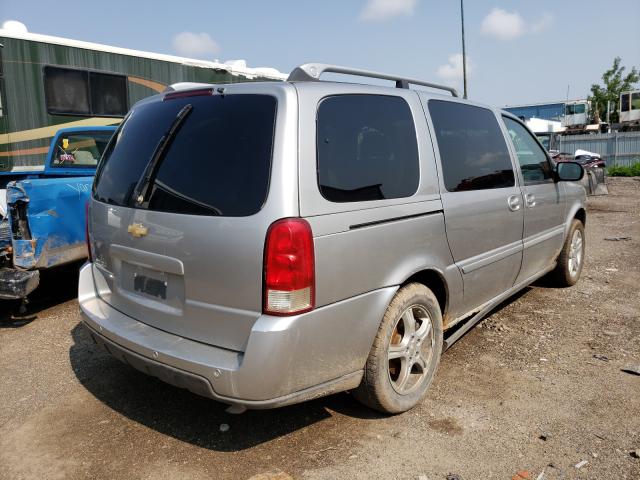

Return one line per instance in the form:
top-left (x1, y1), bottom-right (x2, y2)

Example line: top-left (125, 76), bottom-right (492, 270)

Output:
top-left (263, 218), bottom-right (315, 316)
top-left (163, 88), bottom-right (213, 101)
top-left (85, 201), bottom-right (92, 262)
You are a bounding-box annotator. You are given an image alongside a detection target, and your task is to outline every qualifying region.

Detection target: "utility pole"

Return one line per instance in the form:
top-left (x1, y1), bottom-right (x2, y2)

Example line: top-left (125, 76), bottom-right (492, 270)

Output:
top-left (461, 0), bottom-right (468, 99)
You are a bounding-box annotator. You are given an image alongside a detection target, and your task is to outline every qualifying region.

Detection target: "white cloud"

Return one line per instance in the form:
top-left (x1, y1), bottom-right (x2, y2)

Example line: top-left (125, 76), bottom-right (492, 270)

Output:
top-left (481, 8), bottom-right (525, 40)
top-left (437, 53), bottom-right (474, 82)
top-left (531, 12), bottom-right (554, 33)
top-left (1, 20), bottom-right (28, 33)
top-left (360, 0), bottom-right (417, 21)
top-left (481, 8), bottom-right (555, 40)
top-left (172, 31), bottom-right (220, 59)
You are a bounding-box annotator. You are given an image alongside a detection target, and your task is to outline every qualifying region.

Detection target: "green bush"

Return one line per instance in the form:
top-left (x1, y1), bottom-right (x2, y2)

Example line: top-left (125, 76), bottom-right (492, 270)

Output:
top-left (607, 162), bottom-right (640, 177)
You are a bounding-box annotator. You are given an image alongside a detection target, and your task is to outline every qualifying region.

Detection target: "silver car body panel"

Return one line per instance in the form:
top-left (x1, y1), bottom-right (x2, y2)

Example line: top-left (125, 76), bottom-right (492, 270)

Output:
top-left (295, 82), bottom-right (462, 314)
top-left (418, 93), bottom-right (525, 314)
top-left (498, 113), bottom-right (568, 283)
top-left (80, 262), bottom-right (394, 404)
top-left (89, 82), bottom-right (298, 352)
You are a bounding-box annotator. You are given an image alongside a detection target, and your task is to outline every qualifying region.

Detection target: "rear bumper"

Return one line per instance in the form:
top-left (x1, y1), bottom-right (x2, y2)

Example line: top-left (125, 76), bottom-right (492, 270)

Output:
top-left (78, 263), bottom-right (396, 408)
top-left (0, 268), bottom-right (39, 299)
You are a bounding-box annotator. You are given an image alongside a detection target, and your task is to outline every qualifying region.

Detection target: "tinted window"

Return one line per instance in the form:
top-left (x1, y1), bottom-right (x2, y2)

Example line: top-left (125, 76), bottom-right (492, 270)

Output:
top-left (429, 100), bottom-right (514, 192)
top-left (503, 117), bottom-right (553, 185)
top-left (44, 66), bottom-right (128, 117)
top-left (0, 52), bottom-right (4, 117)
top-left (317, 95), bottom-right (419, 202)
top-left (89, 72), bottom-right (128, 116)
top-left (632, 92), bottom-right (640, 110)
top-left (0, 79), bottom-right (4, 117)
top-left (45, 67), bottom-right (90, 115)
top-left (621, 93), bottom-right (630, 112)
top-left (94, 93), bottom-right (276, 216)
top-left (52, 132), bottom-right (113, 168)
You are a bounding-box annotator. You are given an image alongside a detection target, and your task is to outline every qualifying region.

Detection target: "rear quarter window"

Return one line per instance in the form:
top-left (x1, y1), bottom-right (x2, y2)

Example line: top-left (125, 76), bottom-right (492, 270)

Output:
top-left (316, 94), bottom-right (419, 202)
top-left (93, 93), bottom-right (276, 216)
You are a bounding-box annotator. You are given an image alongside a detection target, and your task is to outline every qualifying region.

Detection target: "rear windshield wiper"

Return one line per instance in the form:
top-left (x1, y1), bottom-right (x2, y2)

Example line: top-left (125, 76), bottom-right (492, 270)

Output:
top-left (131, 104), bottom-right (193, 207)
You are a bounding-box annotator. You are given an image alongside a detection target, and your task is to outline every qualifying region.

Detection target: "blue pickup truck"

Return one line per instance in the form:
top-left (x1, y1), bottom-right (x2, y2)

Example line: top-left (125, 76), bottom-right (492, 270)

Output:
top-left (0, 126), bottom-right (116, 300)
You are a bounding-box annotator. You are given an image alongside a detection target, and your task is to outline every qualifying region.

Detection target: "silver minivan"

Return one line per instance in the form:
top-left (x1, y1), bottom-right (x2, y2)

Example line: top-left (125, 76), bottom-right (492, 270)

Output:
top-left (79, 64), bottom-right (586, 413)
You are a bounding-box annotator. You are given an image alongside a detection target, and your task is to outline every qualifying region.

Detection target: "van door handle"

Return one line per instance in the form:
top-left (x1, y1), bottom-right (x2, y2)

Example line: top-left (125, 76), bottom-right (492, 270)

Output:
top-left (507, 195), bottom-right (521, 211)
top-left (524, 193), bottom-right (536, 208)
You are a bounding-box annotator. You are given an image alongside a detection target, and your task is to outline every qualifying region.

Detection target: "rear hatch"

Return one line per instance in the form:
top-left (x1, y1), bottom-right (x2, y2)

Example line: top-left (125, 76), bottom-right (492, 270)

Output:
top-left (90, 86), bottom-right (290, 351)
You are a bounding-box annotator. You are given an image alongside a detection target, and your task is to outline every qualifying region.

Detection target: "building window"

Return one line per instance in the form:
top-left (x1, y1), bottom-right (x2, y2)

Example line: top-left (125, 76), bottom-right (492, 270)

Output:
top-left (0, 79), bottom-right (4, 118)
top-left (0, 47), bottom-right (4, 117)
top-left (620, 93), bottom-right (630, 112)
top-left (44, 66), bottom-right (128, 117)
top-left (429, 100), bottom-right (514, 192)
top-left (316, 94), bottom-right (419, 203)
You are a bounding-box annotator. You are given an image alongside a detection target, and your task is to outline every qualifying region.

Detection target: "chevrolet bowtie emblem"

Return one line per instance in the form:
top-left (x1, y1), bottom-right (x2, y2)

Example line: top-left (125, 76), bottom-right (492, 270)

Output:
top-left (127, 223), bottom-right (149, 238)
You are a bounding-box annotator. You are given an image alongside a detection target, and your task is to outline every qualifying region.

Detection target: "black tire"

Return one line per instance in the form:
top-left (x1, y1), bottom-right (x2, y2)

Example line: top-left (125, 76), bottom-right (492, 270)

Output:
top-left (549, 219), bottom-right (585, 287)
top-left (354, 283), bottom-right (443, 414)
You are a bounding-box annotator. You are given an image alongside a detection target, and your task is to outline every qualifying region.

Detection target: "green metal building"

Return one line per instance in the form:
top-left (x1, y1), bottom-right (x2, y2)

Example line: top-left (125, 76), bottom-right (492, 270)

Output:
top-left (0, 29), bottom-right (284, 171)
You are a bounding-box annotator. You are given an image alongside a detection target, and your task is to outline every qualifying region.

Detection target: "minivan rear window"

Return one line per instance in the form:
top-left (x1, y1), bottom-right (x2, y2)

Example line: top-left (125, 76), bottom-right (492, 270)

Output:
top-left (93, 93), bottom-right (276, 216)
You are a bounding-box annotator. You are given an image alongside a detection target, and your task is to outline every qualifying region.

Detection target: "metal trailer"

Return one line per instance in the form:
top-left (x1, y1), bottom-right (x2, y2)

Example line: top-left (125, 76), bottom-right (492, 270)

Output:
top-left (618, 90), bottom-right (640, 131)
top-left (0, 29), bottom-right (284, 172)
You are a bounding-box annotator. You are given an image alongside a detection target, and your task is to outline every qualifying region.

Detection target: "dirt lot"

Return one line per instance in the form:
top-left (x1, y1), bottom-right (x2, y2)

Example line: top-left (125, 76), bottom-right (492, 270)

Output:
top-left (1, 177), bottom-right (639, 480)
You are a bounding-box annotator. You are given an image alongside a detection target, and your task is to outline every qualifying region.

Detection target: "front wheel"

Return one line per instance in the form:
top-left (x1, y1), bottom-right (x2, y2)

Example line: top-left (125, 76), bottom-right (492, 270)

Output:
top-left (354, 283), bottom-right (443, 414)
top-left (550, 219), bottom-right (585, 287)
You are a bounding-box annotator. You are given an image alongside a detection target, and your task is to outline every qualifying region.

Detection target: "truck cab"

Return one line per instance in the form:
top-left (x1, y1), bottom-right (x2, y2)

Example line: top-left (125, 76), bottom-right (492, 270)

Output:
top-left (561, 101), bottom-right (590, 130)
top-left (619, 90), bottom-right (640, 130)
top-left (0, 126), bottom-right (116, 299)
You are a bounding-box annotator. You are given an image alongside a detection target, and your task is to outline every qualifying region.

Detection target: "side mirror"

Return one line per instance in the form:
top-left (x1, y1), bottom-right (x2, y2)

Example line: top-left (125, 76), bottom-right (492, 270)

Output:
top-left (556, 161), bottom-right (584, 182)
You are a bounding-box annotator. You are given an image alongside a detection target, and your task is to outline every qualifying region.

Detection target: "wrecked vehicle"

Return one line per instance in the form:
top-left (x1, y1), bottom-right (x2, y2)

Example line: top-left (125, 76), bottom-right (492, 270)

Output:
top-left (0, 126), bottom-right (116, 299)
top-left (552, 149), bottom-right (608, 195)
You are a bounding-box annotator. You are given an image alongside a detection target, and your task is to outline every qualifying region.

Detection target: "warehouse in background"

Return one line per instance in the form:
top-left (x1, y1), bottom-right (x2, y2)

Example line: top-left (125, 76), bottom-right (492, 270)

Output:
top-left (0, 28), bottom-right (285, 173)
top-left (503, 100), bottom-right (568, 123)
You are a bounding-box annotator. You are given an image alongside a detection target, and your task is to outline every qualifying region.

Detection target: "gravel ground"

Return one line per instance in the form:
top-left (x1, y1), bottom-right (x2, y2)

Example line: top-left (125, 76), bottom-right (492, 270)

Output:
top-left (1, 177), bottom-right (639, 480)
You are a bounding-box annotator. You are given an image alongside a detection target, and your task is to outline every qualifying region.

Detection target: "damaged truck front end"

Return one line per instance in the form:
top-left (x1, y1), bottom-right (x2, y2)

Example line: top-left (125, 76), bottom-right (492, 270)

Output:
top-left (1, 178), bottom-right (93, 299)
top-left (0, 189), bottom-right (39, 299)
top-left (0, 126), bottom-right (116, 300)
top-left (1, 208), bottom-right (39, 298)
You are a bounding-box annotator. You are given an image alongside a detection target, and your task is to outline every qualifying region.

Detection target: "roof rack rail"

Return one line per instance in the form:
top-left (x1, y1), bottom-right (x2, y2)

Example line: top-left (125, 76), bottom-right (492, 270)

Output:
top-left (287, 63), bottom-right (459, 97)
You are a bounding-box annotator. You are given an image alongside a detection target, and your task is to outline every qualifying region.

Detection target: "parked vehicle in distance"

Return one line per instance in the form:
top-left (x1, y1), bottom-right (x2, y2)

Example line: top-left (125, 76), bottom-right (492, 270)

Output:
top-left (0, 126), bottom-right (116, 299)
top-left (561, 100), bottom-right (591, 132)
top-left (79, 64), bottom-right (587, 414)
top-left (573, 149), bottom-right (606, 169)
top-left (551, 149), bottom-right (608, 196)
top-left (618, 90), bottom-right (640, 131)
top-left (559, 100), bottom-right (608, 135)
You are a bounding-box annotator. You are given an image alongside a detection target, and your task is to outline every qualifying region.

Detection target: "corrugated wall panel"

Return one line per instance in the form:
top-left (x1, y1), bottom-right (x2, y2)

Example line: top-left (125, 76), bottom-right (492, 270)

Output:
top-left (558, 132), bottom-right (640, 166)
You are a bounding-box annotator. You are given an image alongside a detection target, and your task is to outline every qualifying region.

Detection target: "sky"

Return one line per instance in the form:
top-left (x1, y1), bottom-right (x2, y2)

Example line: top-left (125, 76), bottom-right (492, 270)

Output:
top-left (1, 0), bottom-right (639, 107)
